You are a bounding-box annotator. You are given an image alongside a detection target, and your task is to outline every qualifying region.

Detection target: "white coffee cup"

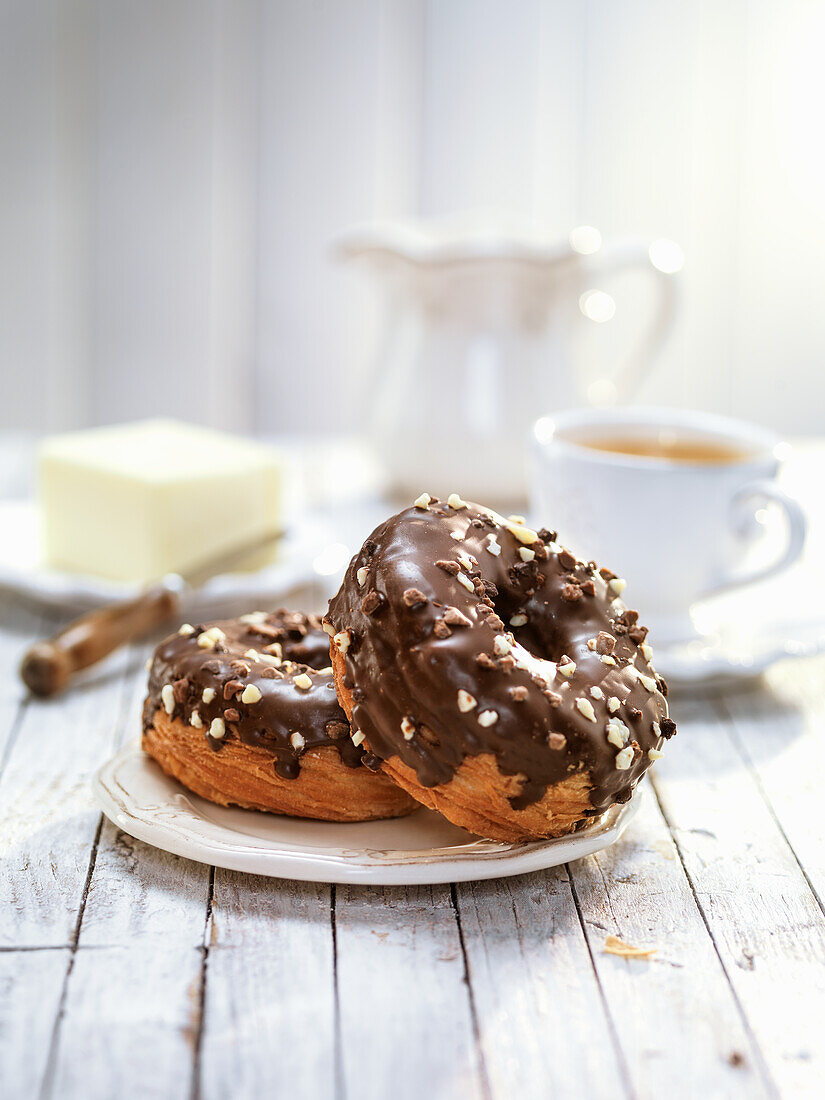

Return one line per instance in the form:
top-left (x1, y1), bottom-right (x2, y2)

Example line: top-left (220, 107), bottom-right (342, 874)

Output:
top-left (529, 407), bottom-right (807, 643)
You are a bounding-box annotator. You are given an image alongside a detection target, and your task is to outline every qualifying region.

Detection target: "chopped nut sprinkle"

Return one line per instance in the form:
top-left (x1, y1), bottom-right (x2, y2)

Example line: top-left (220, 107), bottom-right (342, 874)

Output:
top-left (510, 613), bottom-right (528, 627)
top-left (209, 717), bottom-right (225, 740)
top-left (401, 716), bottom-right (416, 740)
top-left (361, 590), bottom-right (382, 615)
top-left (457, 572), bottom-right (475, 593)
top-left (557, 657), bottom-right (576, 678)
top-left (518, 547), bottom-right (536, 563)
top-left (197, 626), bottom-right (226, 649)
top-left (615, 746), bottom-right (634, 770)
top-left (322, 621), bottom-right (335, 637)
top-left (450, 530), bottom-right (465, 541)
top-left (649, 748), bottom-right (664, 760)
top-left (641, 642), bottom-right (654, 663)
top-left (443, 606), bottom-right (472, 627)
top-left (351, 730), bottom-right (366, 747)
top-left (161, 684), bottom-right (175, 715)
top-left (178, 623), bottom-right (195, 636)
top-left (293, 673), bottom-right (312, 691)
top-left (190, 711), bottom-right (203, 729)
top-left (243, 649), bottom-right (261, 662)
top-left (486, 535), bottom-right (502, 556)
top-left (607, 717), bottom-right (630, 747)
top-left (290, 731), bottom-right (306, 751)
top-left (604, 934), bottom-right (656, 958)
top-left (639, 674), bottom-right (658, 693)
top-left (241, 684), bottom-right (262, 704)
top-left (548, 732), bottom-right (566, 750)
top-left (607, 696), bottom-right (621, 714)
top-left (590, 685), bottom-right (604, 699)
top-left (239, 611), bottom-right (268, 626)
top-left (576, 698), bottom-right (597, 722)
top-left (608, 577), bottom-right (627, 597)
top-left (333, 631), bottom-right (351, 654)
top-left (457, 690), bottom-right (477, 712)
top-left (356, 566), bottom-right (368, 587)
top-left (436, 559), bottom-right (460, 575)
top-left (413, 493), bottom-right (432, 509)
top-left (447, 493), bottom-right (467, 510)
top-left (202, 687), bottom-right (216, 704)
top-left (477, 709), bottom-right (498, 727)
top-left (403, 587), bottom-right (428, 607)
top-left (507, 522), bottom-right (540, 545)
top-left (493, 635), bottom-right (512, 657)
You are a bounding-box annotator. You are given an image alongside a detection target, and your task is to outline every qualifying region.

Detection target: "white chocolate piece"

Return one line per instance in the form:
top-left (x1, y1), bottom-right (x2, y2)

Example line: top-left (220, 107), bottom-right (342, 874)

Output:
top-left (615, 746), bottom-right (634, 770)
top-left (161, 684), bottom-right (175, 715)
top-left (576, 698), bottom-right (597, 722)
top-left (457, 690), bottom-right (477, 712)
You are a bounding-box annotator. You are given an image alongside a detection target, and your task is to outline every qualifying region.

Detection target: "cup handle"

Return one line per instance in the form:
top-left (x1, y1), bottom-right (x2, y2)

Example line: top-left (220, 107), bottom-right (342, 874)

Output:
top-left (583, 240), bottom-right (679, 404)
top-left (705, 480), bottom-right (808, 596)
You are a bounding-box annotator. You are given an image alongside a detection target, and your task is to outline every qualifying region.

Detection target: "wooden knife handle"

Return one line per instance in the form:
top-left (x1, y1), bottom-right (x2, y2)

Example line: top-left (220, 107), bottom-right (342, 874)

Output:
top-left (20, 584), bottom-right (181, 698)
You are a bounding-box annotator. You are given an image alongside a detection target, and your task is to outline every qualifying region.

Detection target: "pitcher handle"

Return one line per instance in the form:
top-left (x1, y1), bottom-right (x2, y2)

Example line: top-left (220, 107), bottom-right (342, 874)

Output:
top-left (582, 240), bottom-right (680, 404)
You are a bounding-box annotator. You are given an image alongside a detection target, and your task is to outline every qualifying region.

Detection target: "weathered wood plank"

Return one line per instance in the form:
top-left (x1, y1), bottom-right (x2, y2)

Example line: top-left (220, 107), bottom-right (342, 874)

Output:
top-left (46, 943), bottom-right (204, 1100)
top-left (653, 693), bottom-right (825, 1096)
top-left (455, 866), bottom-right (627, 1100)
top-left (568, 782), bottom-right (770, 1098)
top-left (0, 641), bottom-right (134, 947)
top-left (78, 653), bottom-right (212, 948)
top-left (200, 871), bottom-right (336, 1100)
top-left (721, 657), bottom-right (825, 910)
top-left (0, 948), bottom-right (70, 1100)
top-left (38, 650), bottom-right (210, 1098)
top-left (335, 884), bottom-right (485, 1100)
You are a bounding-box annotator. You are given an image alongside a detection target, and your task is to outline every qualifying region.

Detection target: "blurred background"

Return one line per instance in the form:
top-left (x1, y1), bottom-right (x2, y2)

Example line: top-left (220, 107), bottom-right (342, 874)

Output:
top-left (3, 0), bottom-right (825, 442)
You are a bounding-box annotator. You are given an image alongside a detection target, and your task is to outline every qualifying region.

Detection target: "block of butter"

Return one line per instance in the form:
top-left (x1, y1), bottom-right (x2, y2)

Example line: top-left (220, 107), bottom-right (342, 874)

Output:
top-left (39, 419), bottom-right (283, 583)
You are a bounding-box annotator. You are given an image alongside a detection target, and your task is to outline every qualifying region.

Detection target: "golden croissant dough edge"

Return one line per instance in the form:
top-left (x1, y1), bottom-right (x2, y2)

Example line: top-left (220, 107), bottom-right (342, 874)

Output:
top-left (330, 648), bottom-right (595, 842)
top-left (143, 707), bottom-right (416, 822)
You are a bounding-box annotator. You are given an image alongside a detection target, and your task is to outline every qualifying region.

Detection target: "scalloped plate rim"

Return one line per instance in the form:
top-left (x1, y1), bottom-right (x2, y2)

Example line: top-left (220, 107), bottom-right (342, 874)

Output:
top-left (93, 740), bottom-right (642, 884)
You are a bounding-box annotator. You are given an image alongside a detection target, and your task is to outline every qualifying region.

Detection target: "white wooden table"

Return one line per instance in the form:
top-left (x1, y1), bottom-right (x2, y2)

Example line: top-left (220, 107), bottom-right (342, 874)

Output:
top-left (3, 439), bottom-right (825, 1099)
top-left (3, 596), bottom-right (825, 1099)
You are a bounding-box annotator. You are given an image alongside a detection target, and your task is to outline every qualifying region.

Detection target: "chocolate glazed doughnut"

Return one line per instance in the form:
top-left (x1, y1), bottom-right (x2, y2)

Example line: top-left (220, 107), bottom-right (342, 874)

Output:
top-left (325, 495), bottom-right (676, 842)
top-left (143, 610), bottom-right (415, 822)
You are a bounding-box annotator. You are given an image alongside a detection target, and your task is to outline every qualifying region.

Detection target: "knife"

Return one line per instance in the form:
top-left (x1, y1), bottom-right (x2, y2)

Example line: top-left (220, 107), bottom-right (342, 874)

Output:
top-left (19, 528), bottom-right (283, 697)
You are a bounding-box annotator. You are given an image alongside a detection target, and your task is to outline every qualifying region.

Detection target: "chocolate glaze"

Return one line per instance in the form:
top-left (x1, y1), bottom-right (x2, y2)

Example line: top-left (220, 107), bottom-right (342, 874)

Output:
top-left (325, 499), bottom-right (674, 816)
top-left (144, 610), bottom-right (360, 779)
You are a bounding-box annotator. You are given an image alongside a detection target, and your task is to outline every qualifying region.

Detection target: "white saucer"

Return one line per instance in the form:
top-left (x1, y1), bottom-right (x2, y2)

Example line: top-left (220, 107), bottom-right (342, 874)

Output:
top-left (650, 560), bottom-right (825, 687)
top-left (0, 500), bottom-right (347, 612)
top-left (93, 740), bottom-right (642, 885)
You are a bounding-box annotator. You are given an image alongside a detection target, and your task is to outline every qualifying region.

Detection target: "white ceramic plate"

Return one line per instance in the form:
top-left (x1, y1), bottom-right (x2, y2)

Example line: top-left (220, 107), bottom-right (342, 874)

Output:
top-left (94, 740), bottom-right (642, 885)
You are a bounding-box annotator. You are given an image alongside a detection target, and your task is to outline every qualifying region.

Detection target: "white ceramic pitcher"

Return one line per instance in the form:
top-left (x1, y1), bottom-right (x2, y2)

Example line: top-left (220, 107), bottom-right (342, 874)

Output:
top-left (338, 217), bottom-right (679, 502)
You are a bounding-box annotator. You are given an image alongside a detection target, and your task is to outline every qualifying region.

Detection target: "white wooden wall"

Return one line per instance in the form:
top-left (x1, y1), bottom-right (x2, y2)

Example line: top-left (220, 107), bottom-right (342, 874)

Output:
top-left (2, 0), bottom-right (825, 438)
